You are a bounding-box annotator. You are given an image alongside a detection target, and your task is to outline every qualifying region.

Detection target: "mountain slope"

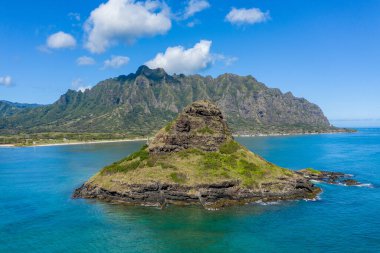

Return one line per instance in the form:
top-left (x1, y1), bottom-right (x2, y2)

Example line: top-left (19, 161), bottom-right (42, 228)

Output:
top-left (0, 100), bottom-right (42, 118)
top-left (0, 66), bottom-right (339, 136)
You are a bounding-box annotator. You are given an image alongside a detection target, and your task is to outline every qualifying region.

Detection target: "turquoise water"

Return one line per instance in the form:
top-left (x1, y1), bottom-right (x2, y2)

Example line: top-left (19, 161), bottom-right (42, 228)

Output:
top-left (1, 129), bottom-right (379, 253)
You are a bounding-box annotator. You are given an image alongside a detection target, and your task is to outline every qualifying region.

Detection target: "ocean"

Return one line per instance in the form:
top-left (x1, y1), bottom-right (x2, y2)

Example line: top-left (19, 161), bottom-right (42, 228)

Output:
top-left (1, 129), bottom-right (379, 252)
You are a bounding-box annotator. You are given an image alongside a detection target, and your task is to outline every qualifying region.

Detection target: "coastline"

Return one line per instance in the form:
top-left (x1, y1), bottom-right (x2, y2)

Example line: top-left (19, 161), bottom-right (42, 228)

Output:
top-left (0, 129), bottom-right (355, 148)
top-left (0, 138), bottom-right (148, 148)
top-left (233, 130), bottom-right (351, 138)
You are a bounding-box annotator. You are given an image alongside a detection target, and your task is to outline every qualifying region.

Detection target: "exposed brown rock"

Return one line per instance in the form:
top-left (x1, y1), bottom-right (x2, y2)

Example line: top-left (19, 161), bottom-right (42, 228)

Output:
top-left (148, 100), bottom-right (233, 154)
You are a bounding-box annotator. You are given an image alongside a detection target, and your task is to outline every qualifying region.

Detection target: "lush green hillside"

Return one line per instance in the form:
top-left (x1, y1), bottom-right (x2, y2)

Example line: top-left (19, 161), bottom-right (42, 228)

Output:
top-left (0, 66), bottom-right (342, 137)
top-left (0, 100), bottom-right (42, 118)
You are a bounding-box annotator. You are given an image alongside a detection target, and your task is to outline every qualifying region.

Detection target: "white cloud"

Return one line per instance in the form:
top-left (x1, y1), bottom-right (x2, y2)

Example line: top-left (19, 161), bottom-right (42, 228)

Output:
top-left (184, 0), bottom-right (210, 19)
top-left (103, 55), bottom-right (130, 68)
top-left (84, 0), bottom-right (172, 53)
top-left (76, 56), bottom-right (96, 66)
top-left (213, 54), bottom-right (238, 66)
top-left (68, 12), bottom-right (81, 21)
top-left (0, 76), bottom-right (12, 86)
top-left (226, 7), bottom-right (270, 25)
top-left (46, 31), bottom-right (77, 49)
top-left (145, 40), bottom-right (213, 74)
top-left (186, 20), bottom-right (199, 27)
top-left (71, 78), bottom-right (92, 92)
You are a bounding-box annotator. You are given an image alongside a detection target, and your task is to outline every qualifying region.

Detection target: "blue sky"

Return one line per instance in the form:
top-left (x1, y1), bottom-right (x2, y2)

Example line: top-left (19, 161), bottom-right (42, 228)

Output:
top-left (0, 0), bottom-right (379, 125)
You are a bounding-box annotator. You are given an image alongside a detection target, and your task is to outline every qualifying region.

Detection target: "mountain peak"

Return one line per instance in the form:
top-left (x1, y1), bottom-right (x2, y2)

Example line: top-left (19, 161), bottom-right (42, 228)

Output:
top-left (135, 65), bottom-right (168, 79)
top-left (148, 100), bottom-right (233, 154)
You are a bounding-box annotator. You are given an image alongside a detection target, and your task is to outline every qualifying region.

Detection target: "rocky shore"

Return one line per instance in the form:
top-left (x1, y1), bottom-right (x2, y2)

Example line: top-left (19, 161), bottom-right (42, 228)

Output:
top-left (73, 169), bottom-right (361, 209)
top-left (73, 178), bottom-right (320, 209)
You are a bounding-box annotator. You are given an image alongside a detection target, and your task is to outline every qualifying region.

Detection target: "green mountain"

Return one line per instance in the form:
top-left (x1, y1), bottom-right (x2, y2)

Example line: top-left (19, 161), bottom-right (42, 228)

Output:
top-left (0, 100), bottom-right (42, 118)
top-left (0, 65), bottom-right (341, 136)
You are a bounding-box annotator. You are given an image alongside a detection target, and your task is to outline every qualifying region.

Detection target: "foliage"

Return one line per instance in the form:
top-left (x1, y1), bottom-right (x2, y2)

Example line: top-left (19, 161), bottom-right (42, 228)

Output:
top-left (125, 145), bottom-right (149, 161)
top-left (164, 121), bottom-right (173, 132)
top-left (101, 145), bottom-right (148, 174)
top-left (170, 172), bottom-right (187, 183)
top-left (197, 126), bottom-right (214, 134)
top-left (158, 162), bottom-right (177, 169)
top-left (219, 140), bottom-right (241, 154)
top-left (306, 168), bottom-right (322, 174)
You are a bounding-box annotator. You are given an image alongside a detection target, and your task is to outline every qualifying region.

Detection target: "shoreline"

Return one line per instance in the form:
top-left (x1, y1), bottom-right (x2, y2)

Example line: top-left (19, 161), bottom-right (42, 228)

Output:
top-left (233, 130), bottom-right (350, 138)
top-left (0, 130), bottom-right (355, 148)
top-left (0, 138), bottom-right (148, 148)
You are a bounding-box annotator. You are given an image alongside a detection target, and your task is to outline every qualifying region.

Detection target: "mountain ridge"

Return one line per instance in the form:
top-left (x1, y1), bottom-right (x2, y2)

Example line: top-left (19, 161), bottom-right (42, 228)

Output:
top-left (0, 66), bottom-right (344, 136)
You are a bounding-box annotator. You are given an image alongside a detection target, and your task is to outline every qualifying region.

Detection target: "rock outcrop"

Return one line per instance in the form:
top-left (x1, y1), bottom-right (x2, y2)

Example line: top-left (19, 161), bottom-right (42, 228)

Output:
top-left (148, 100), bottom-right (232, 154)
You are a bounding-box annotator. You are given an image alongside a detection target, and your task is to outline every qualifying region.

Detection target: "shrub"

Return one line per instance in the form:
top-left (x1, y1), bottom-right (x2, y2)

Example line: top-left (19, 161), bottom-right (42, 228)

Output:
top-left (219, 140), bottom-right (241, 154)
top-left (126, 144), bottom-right (149, 161)
top-left (164, 121), bottom-right (173, 132)
top-left (197, 126), bottom-right (214, 134)
top-left (178, 148), bottom-right (203, 158)
top-left (202, 152), bottom-right (223, 170)
top-left (159, 162), bottom-right (177, 169)
top-left (170, 172), bottom-right (187, 183)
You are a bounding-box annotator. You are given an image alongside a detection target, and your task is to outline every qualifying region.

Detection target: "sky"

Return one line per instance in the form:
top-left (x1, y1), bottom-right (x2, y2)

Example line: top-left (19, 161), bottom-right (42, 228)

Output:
top-left (0, 0), bottom-right (379, 126)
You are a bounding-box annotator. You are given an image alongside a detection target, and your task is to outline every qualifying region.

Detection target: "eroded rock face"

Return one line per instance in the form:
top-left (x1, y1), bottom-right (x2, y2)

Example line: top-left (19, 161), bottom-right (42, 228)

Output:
top-left (148, 100), bottom-right (233, 154)
top-left (73, 178), bottom-right (320, 209)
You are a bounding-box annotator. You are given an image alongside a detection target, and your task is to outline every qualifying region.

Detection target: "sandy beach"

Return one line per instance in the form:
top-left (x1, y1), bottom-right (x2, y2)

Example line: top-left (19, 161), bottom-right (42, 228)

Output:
top-left (0, 138), bottom-right (148, 148)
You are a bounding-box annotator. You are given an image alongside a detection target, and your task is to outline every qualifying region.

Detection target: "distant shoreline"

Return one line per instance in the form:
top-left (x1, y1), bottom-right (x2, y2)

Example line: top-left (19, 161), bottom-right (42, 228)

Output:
top-left (0, 130), bottom-right (355, 148)
top-left (0, 138), bottom-right (148, 148)
top-left (233, 131), bottom-right (347, 138)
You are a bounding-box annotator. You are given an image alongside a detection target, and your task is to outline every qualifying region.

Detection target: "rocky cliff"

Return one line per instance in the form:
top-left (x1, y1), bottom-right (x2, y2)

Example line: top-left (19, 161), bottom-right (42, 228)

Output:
top-left (0, 66), bottom-right (344, 136)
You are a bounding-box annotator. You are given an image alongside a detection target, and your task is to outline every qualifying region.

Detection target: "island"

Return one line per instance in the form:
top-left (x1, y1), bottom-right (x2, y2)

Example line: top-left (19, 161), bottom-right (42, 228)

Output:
top-left (74, 100), bottom-right (358, 209)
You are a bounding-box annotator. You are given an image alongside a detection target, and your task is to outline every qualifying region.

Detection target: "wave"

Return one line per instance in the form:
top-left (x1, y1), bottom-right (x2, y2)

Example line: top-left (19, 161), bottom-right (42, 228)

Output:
top-left (352, 183), bottom-right (374, 188)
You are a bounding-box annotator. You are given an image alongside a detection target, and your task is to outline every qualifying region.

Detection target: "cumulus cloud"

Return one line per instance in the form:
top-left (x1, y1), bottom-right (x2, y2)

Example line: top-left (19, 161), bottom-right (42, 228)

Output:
top-left (226, 7), bottom-right (270, 25)
top-left (145, 40), bottom-right (213, 74)
top-left (71, 78), bottom-right (92, 92)
top-left (0, 76), bottom-right (12, 86)
top-left (84, 0), bottom-right (172, 53)
top-left (103, 55), bottom-right (130, 68)
top-left (184, 0), bottom-right (210, 19)
top-left (46, 31), bottom-right (77, 49)
top-left (76, 56), bottom-right (96, 66)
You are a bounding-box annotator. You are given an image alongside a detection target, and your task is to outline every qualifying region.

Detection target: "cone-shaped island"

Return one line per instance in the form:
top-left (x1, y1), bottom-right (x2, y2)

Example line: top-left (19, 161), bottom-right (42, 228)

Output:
top-left (74, 100), bottom-right (322, 208)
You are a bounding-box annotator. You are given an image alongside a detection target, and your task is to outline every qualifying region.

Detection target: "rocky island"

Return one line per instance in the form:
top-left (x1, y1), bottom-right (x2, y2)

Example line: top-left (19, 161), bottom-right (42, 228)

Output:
top-left (74, 100), bottom-right (357, 209)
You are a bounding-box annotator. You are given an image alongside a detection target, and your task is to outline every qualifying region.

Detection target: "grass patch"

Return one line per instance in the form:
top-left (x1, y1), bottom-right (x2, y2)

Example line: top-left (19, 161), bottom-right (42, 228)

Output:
top-left (219, 140), bottom-right (241, 154)
top-left (101, 144), bottom-right (148, 174)
top-left (201, 152), bottom-right (223, 170)
top-left (125, 144), bottom-right (149, 161)
top-left (178, 148), bottom-right (204, 158)
top-left (170, 172), bottom-right (187, 183)
top-left (164, 121), bottom-right (173, 132)
top-left (306, 168), bottom-right (321, 174)
top-left (197, 126), bottom-right (214, 134)
top-left (159, 162), bottom-right (177, 170)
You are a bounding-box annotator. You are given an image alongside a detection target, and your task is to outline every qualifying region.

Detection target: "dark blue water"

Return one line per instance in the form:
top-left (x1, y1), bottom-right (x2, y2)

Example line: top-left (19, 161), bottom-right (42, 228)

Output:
top-left (1, 129), bottom-right (379, 253)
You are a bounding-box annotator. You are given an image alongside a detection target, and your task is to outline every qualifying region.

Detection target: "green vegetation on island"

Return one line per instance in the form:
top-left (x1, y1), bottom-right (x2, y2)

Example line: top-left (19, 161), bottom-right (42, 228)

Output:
top-left (74, 100), bottom-right (322, 208)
